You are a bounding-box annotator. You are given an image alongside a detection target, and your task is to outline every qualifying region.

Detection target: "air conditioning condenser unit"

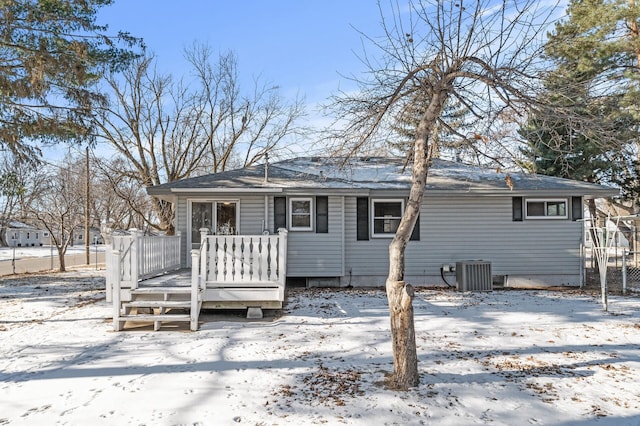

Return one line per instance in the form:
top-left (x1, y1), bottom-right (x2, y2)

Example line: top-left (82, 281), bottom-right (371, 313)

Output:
top-left (456, 260), bottom-right (492, 291)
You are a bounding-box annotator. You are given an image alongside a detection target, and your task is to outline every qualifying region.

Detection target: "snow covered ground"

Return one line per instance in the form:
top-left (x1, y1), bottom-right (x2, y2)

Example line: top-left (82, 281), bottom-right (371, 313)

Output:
top-left (1, 269), bottom-right (639, 425)
top-left (0, 245), bottom-right (104, 262)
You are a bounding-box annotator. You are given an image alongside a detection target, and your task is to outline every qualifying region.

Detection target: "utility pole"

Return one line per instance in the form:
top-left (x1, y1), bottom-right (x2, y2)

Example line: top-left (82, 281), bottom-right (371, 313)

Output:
top-left (85, 146), bottom-right (90, 265)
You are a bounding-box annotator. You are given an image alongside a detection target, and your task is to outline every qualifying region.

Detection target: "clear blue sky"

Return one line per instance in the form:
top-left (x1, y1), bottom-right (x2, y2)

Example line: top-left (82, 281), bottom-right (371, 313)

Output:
top-left (97, 1), bottom-right (387, 110)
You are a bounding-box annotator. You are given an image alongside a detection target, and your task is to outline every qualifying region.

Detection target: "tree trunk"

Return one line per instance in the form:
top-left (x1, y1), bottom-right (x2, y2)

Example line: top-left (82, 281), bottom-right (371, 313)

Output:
top-left (586, 198), bottom-right (600, 272)
top-left (0, 226), bottom-right (7, 247)
top-left (58, 252), bottom-right (66, 272)
top-left (386, 275), bottom-right (418, 388)
top-left (385, 86), bottom-right (445, 389)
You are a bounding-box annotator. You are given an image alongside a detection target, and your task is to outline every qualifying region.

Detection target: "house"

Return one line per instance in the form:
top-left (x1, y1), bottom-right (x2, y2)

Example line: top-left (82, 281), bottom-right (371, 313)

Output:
top-left (71, 227), bottom-right (104, 246)
top-left (4, 221), bottom-right (45, 247)
top-left (146, 156), bottom-right (618, 288)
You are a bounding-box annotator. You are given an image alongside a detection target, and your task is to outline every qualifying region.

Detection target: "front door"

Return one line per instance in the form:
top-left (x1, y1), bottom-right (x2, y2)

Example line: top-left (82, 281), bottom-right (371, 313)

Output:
top-left (190, 201), bottom-right (239, 250)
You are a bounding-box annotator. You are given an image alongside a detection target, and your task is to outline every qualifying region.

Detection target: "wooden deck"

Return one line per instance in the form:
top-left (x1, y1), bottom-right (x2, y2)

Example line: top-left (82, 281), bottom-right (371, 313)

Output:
top-left (138, 269), bottom-right (192, 287)
top-left (105, 229), bottom-right (288, 331)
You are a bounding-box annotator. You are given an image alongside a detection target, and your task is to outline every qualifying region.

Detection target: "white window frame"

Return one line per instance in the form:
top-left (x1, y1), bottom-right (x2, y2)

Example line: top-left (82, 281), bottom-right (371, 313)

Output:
top-left (525, 198), bottom-right (568, 220)
top-left (289, 197), bottom-right (313, 231)
top-left (371, 198), bottom-right (404, 238)
top-left (187, 199), bottom-right (241, 248)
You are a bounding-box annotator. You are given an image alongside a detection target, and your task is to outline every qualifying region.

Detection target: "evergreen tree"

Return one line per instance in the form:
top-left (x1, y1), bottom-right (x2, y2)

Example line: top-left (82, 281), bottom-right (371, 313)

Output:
top-left (0, 0), bottom-right (141, 160)
top-left (391, 95), bottom-right (478, 161)
top-left (520, 0), bottom-right (640, 202)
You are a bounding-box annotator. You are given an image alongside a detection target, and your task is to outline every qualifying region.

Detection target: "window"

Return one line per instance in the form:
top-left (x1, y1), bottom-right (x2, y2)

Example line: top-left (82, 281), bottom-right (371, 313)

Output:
top-left (289, 198), bottom-right (313, 231)
top-left (372, 199), bottom-right (404, 237)
top-left (274, 197), bottom-right (287, 230)
top-left (216, 202), bottom-right (237, 235)
top-left (190, 200), bottom-right (239, 249)
top-left (525, 199), bottom-right (568, 219)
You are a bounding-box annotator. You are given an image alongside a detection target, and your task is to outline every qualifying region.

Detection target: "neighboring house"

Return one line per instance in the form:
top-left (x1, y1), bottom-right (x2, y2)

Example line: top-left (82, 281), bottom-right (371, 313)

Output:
top-left (584, 218), bottom-right (630, 250)
top-left (4, 221), bottom-right (44, 247)
top-left (71, 227), bottom-right (104, 246)
top-left (147, 157), bottom-right (618, 288)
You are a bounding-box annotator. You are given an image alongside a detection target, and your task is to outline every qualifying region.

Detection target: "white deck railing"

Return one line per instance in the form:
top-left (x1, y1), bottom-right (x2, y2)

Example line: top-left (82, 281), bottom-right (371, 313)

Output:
top-left (105, 229), bottom-right (182, 302)
top-left (192, 228), bottom-right (288, 303)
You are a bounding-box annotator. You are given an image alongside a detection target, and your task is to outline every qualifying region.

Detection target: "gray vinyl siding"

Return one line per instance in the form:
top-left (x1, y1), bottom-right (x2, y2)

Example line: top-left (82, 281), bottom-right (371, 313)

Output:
top-left (238, 195), bottom-right (267, 234)
top-left (412, 197), bottom-right (581, 276)
top-left (178, 193), bottom-right (582, 282)
top-left (285, 195), bottom-right (344, 277)
top-left (345, 195), bottom-right (582, 281)
top-left (176, 194), bottom-right (344, 276)
top-left (176, 196), bottom-right (188, 265)
top-left (344, 196), bottom-right (393, 277)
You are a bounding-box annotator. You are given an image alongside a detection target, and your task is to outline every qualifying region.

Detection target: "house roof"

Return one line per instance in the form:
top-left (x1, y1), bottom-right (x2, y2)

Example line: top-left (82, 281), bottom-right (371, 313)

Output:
top-left (7, 221), bottom-right (40, 230)
top-left (147, 157), bottom-right (619, 199)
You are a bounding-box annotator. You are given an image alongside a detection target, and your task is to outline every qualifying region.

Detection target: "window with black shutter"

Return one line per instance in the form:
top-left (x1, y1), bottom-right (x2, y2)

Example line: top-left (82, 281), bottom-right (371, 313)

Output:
top-left (356, 197), bottom-right (369, 240)
top-left (571, 196), bottom-right (583, 221)
top-left (512, 197), bottom-right (523, 222)
top-left (410, 215), bottom-right (420, 241)
top-left (316, 196), bottom-right (328, 233)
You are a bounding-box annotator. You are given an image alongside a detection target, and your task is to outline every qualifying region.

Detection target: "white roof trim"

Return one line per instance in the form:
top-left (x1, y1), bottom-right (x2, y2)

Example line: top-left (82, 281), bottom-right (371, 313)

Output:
top-left (168, 188), bottom-right (283, 193)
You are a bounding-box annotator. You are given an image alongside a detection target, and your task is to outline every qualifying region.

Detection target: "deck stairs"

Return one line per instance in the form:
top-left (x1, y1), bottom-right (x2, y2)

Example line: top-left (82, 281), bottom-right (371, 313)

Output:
top-left (112, 270), bottom-right (202, 332)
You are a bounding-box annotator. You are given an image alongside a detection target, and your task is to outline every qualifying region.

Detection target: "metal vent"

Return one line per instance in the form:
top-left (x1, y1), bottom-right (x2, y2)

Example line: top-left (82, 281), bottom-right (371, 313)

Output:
top-left (456, 261), bottom-right (492, 291)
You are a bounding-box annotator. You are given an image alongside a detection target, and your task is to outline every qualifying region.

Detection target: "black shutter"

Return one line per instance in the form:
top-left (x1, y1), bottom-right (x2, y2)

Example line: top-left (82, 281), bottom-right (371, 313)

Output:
top-left (274, 197), bottom-right (287, 230)
top-left (512, 197), bottom-right (523, 221)
top-left (572, 196), bottom-right (583, 221)
top-left (316, 196), bottom-right (328, 233)
top-left (410, 215), bottom-right (420, 241)
top-left (356, 197), bottom-right (369, 240)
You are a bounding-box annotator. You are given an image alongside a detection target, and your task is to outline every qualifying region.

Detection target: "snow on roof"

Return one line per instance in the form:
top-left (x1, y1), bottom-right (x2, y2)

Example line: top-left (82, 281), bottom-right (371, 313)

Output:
top-left (7, 221), bottom-right (39, 230)
top-left (147, 156), bottom-right (619, 197)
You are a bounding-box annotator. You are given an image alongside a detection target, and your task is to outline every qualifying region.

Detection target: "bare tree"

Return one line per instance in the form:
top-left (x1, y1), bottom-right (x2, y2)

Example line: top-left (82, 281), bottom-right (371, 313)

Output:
top-left (94, 47), bottom-right (305, 233)
top-left (186, 45), bottom-right (306, 172)
top-left (93, 155), bottom-right (157, 232)
top-left (30, 157), bottom-right (86, 272)
top-left (0, 154), bottom-right (48, 246)
top-left (330, 0), bottom-right (556, 389)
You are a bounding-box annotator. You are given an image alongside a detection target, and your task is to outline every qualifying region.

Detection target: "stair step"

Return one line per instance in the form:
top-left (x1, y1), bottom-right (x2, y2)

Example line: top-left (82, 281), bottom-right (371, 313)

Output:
top-left (131, 287), bottom-right (191, 295)
top-left (123, 300), bottom-right (191, 309)
top-left (119, 314), bottom-right (192, 322)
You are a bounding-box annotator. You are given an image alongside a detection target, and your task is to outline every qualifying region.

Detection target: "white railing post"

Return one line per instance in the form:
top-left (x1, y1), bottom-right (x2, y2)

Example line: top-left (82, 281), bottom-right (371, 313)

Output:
top-left (113, 249), bottom-right (122, 331)
top-left (622, 250), bottom-right (628, 295)
top-left (175, 231), bottom-right (182, 268)
top-left (129, 229), bottom-right (141, 290)
top-left (190, 249), bottom-right (201, 331)
top-left (200, 238), bottom-right (208, 291)
top-left (278, 228), bottom-right (288, 300)
top-left (199, 228), bottom-right (210, 288)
